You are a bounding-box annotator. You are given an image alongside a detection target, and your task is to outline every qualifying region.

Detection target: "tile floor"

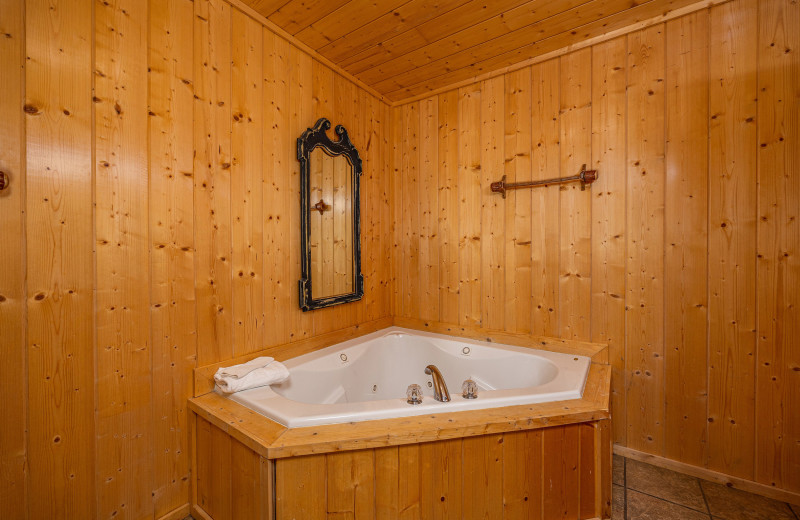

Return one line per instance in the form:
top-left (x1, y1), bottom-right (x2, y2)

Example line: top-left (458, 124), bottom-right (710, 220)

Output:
top-left (613, 454), bottom-right (800, 520)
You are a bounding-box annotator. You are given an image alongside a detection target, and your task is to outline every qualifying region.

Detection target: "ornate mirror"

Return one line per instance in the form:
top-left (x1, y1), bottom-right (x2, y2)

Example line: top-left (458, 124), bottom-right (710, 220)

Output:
top-left (298, 118), bottom-right (363, 311)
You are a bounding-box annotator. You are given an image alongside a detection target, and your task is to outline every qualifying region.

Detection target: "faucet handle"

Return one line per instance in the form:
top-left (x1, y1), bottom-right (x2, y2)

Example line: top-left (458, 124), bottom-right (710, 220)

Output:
top-left (406, 384), bottom-right (423, 405)
top-left (462, 379), bottom-right (478, 399)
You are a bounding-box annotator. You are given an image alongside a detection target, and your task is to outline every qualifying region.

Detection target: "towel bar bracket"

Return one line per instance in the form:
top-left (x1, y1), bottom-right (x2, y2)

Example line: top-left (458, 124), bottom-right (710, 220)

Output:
top-left (490, 164), bottom-right (597, 198)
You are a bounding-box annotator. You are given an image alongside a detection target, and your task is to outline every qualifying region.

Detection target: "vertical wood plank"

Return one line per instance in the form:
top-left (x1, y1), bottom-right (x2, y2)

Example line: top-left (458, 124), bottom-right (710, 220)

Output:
top-left (543, 425), bottom-right (580, 520)
top-left (502, 430), bottom-right (543, 520)
top-left (625, 24), bottom-right (666, 455)
top-left (332, 73), bottom-right (357, 330)
top-left (95, 0), bottom-right (152, 516)
top-left (194, 0), bottom-right (233, 365)
top-left (390, 105), bottom-right (403, 318)
top-left (462, 434), bottom-right (503, 520)
top-left (310, 61), bottom-right (338, 334)
top-left (375, 446), bottom-right (399, 520)
top-left (579, 423), bottom-right (597, 519)
top-left (276, 454), bottom-right (327, 519)
top-left (288, 46), bottom-right (315, 340)
top-left (0, 0), bottom-right (26, 515)
top-left (590, 37), bottom-right (627, 446)
top-left (530, 59), bottom-right (560, 337)
top-left (503, 67), bottom-right (531, 335)
top-left (401, 102), bottom-right (420, 319)
top-left (231, 438), bottom-right (266, 520)
top-left (326, 450), bottom-right (376, 520)
top-left (196, 418), bottom-right (232, 520)
top-left (438, 91), bottom-right (460, 325)
top-left (231, 9), bottom-right (264, 356)
top-left (262, 31), bottom-right (291, 347)
top-left (364, 94), bottom-right (383, 322)
top-left (148, 0), bottom-right (197, 518)
top-left (149, 0), bottom-right (196, 514)
top-left (420, 439), bottom-right (462, 520)
top-left (419, 96), bottom-right (440, 322)
top-left (381, 101), bottom-right (394, 318)
top-left (397, 444), bottom-right (421, 520)
top-left (559, 48), bottom-right (593, 341)
top-left (663, 10), bottom-right (709, 467)
top-left (480, 76), bottom-right (505, 331)
top-left (755, 0), bottom-right (800, 492)
top-left (458, 85), bottom-right (482, 327)
top-left (707, 0), bottom-right (758, 478)
top-left (25, 0), bottom-right (95, 516)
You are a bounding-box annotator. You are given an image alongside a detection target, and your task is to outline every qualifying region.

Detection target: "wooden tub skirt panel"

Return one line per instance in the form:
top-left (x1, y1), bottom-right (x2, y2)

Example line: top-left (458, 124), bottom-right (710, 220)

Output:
top-left (192, 415), bottom-right (611, 520)
top-left (190, 356), bottom-right (611, 519)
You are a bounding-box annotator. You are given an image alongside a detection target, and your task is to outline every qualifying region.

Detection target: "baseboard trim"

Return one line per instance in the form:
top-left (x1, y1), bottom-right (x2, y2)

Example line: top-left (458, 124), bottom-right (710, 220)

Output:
top-left (614, 445), bottom-right (800, 506)
top-left (190, 504), bottom-right (214, 520)
top-left (156, 503), bottom-right (191, 520)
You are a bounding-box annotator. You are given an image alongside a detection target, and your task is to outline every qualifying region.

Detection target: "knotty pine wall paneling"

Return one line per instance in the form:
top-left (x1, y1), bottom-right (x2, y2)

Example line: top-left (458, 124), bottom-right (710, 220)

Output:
top-left (755, 0), bottom-right (799, 490)
top-left (663, 10), bottom-right (709, 468)
top-left (391, 0), bottom-right (799, 496)
top-left (707, 0), bottom-right (759, 480)
top-left (95, 0), bottom-right (152, 517)
top-left (25, 0), bottom-right (96, 517)
top-left (589, 36), bottom-right (627, 448)
top-left (148, 0), bottom-right (197, 514)
top-left (0, 0), bottom-right (26, 516)
top-left (625, 22), bottom-right (666, 457)
top-left (2, 0), bottom-right (392, 517)
top-left (503, 67), bottom-right (532, 335)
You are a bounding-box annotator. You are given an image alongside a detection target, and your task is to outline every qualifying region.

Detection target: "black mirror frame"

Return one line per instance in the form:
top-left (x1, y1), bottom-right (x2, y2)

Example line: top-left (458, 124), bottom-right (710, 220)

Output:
top-left (297, 118), bottom-right (364, 312)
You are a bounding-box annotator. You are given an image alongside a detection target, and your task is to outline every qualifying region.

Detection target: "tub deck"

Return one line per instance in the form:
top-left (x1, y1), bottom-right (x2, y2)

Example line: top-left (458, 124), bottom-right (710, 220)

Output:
top-left (189, 361), bottom-right (609, 459)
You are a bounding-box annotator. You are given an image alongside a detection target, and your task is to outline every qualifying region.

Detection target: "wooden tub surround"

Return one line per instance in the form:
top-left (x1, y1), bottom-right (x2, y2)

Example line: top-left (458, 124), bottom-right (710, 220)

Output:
top-left (189, 327), bottom-right (612, 520)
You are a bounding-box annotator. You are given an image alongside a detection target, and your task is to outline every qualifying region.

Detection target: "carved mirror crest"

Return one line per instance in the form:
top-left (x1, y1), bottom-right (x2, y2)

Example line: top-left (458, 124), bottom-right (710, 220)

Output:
top-left (298, 118), bottom-right (364, 311)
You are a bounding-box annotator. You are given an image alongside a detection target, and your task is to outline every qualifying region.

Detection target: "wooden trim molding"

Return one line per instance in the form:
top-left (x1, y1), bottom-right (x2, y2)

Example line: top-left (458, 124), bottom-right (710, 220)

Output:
top-left (613, 445), bottom-right (800, 507)
top-left (155, 504), bottom-right (191, 520)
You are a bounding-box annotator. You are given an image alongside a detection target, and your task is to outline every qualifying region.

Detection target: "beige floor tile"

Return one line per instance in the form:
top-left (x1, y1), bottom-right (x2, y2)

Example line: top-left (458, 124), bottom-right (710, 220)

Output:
top-left (701, 481), bottom-right (795, 520)
top-left (626, 459), bottom-right (706, 512)
top-left (627, 489), bottom-right (709, 520)
top-left (612, 484), bottom-right (625, 520)
top-left (613, 454), bottom-right (625, 486)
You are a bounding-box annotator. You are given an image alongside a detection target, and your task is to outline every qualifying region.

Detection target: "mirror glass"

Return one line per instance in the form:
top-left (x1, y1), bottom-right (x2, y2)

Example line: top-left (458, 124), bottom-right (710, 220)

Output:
top-left (298, 118), bottom-right (363, 311)
top-left (308, 148), bottom-right (354, 298)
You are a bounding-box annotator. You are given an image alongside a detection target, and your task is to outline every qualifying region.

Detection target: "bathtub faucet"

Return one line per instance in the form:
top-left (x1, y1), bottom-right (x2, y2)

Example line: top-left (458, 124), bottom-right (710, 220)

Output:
top-left (425, 365), bottom-right (451, 402)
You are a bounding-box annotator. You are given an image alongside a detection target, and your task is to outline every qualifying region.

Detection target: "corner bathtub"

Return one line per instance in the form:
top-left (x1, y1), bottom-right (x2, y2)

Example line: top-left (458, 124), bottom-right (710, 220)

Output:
top-left (226, 327), bottom-right (591, 427)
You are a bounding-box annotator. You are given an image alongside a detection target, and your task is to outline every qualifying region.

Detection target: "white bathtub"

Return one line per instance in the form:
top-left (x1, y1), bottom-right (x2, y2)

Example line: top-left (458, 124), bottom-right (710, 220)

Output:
top-left (226, 327), bottom-right (591, 428)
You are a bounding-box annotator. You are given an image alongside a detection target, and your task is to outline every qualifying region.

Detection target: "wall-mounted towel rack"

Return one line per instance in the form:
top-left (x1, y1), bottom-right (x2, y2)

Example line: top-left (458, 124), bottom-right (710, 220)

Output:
top-left (490, 164), bottom-right (597, 198)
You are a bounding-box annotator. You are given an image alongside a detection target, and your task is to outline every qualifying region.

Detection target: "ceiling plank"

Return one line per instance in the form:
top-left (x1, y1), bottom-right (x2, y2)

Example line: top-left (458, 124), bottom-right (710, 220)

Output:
top-left (267, 0), bottom-right (352, 35)
top-left (339, 0), bottom-right (536, 73)
top-left (318, 0), bottom-right (467, 64)
top-left (247, 0), bottom-right (293, 18)
top-left (363, 0), bottom-right (626, 88)
top-left (294, 0), bottom-right (410, 50)
top-left (387, 0), bottom-right (708, 101)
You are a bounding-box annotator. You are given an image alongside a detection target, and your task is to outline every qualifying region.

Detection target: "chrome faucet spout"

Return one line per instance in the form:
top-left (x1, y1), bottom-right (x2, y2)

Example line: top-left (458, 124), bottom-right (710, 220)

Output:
top-left (425, 365), bottom-right (451, 402)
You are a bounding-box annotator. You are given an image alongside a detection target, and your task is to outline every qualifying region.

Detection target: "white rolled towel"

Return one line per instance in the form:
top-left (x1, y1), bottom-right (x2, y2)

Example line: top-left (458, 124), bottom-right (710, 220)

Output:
top-left (214, 356), bottom-right (290, 394)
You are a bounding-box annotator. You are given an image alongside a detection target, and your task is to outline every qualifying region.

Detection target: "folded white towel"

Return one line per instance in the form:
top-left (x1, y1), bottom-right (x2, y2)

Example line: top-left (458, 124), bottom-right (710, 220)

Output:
top-left (214, 356), bottom-right (290, 394)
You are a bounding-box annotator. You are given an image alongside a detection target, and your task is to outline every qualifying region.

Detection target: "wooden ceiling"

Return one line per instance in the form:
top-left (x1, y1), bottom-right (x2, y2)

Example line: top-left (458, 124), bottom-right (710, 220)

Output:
top-left (242, 0), bottom-right (705, 102)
